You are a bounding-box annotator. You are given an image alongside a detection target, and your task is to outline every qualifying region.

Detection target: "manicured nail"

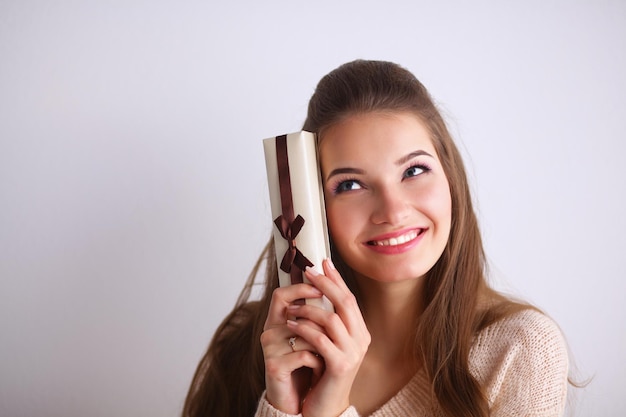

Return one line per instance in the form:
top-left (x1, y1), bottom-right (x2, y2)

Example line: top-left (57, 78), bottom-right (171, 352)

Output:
top-left (305, 266), bottom-right (320, 276)
top-left (326, 258), bottom-right (336, 270)
top-left (287, 319), bottom-right (298, 327)
top-left (287, 304), bottom-right (301, 312)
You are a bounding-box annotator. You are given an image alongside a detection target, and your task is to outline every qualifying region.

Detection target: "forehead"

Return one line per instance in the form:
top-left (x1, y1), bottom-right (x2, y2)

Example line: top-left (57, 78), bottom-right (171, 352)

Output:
top-left (319, 112), bottom-right (437, 165)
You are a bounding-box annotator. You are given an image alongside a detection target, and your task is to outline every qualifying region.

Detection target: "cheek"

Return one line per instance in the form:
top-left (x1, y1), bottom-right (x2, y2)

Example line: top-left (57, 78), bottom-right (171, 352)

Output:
top-left (325, 201), bottom-right (349, 240)
top-left (420, 180), bottom-right (452, 229)
top-left (436, 186), bottom-right (453, 237)
top-left (325, 200), bottom-right (365, 258)
top-left (326, 211), bottom-right (362, 270)
top-left (438, 187), bottom-right (453, 222)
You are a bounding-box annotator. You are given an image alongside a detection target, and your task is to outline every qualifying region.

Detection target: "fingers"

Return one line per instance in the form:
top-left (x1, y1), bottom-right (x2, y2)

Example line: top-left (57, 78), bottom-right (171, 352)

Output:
top-left (305, 259), bottom-right (355, 308)
top-left (287, 305), bottom-right (348, 350)
top-left (261, 261), bottom-right (369, 416)
top-left (264, 342), bottom-right (324, 375)
top-left (264, 283), bottom-right (323, 329)
top-left (261, 280), bottom-right (328, 366)
top-left (263, 344), bottom-right (325, 415)
top-left (321, 258), bottom-right (351, 292)
top-left (261, 322), bottom-right (324, 413)
top-left (261, 324), bottom-right (317, 354)
top-left (286, 303), bottom-right (369, 363)
top-left (285, 264), bottom-right (370, 417)
top-left (304, 260), bottom-right (366, 337)
top-left (261, 271), bottom-right (340, 415)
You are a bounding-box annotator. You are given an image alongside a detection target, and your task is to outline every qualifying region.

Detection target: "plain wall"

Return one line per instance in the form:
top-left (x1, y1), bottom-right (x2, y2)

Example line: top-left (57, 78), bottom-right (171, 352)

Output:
top-left (1, 1), bottom-right (624, 416)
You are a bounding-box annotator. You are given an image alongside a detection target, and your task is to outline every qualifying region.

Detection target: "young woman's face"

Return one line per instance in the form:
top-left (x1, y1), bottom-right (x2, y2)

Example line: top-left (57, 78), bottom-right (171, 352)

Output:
top-left (320, 112), bottom-right (452, 283)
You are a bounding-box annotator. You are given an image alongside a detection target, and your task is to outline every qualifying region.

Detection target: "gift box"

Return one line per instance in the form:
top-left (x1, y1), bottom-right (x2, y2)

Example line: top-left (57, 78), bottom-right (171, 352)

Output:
top-left (263, 131), bottom-right (333, 311)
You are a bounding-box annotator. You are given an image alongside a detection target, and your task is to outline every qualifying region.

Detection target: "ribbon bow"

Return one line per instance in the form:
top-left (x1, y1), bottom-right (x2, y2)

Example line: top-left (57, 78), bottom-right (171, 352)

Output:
top-left (274, 214), bottom-right (314, 274)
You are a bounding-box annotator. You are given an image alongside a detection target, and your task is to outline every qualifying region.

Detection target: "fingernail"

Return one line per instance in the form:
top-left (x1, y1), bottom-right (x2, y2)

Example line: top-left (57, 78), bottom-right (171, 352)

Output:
top-left (326, 258), bottom-right (336, 270)
top-left (287, 319), bottom-right (298, 327)
top-left (305, 266), bottom-right (320, 276)
top-left (287, 304), bottom-right (301, 311)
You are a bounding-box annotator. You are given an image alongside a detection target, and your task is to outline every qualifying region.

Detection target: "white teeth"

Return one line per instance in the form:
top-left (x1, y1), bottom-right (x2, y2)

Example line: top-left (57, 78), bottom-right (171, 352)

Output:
top-left (372, 230), bottom-right (419, 246)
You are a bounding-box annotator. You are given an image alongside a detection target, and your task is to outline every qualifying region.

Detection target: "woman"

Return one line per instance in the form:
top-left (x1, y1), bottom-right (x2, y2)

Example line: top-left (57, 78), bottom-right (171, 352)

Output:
top-left (183, 60), bottom-right (569, 417)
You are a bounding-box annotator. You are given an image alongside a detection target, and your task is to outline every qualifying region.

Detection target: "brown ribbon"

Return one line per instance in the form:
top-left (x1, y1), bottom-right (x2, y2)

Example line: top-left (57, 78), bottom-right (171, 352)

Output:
top-left (274, 134), bottom-right (314, 285)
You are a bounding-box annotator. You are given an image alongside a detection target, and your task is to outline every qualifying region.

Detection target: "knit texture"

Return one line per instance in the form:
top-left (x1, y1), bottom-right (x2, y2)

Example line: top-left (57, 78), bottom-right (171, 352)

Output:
top-left (255, 309), bottom-right (569, 417)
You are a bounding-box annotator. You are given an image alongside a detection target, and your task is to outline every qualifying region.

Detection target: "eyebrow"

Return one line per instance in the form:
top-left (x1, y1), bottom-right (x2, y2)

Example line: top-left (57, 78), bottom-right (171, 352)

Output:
top-left (325, 150), bottom-right (434, 181)
top-left (396, 150), bottom-right (434, 165)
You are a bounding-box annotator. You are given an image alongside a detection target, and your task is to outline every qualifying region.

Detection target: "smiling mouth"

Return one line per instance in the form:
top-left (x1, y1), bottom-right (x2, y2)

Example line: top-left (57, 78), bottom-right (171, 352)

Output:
top-left (367, 229), bottom-right (423, 247)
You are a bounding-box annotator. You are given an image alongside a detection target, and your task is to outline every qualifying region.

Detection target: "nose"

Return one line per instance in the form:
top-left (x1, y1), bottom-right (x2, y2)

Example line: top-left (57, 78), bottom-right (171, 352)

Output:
top-left (370, 186), bottom-right (411, 225)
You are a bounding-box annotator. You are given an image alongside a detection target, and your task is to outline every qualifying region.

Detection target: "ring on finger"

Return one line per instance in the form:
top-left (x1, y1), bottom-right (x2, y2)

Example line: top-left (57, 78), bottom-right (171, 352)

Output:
top-left (288, 336), bottom-right (297, 352)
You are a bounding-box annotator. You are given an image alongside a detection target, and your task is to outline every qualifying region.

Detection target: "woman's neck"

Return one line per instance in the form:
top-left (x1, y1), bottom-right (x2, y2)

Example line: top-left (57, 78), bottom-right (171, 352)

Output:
top-left (355, 275), bottom-right (424, 365)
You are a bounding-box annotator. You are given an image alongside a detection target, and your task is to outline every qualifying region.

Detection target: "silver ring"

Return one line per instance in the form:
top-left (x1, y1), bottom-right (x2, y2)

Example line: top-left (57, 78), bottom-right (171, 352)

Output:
top-left (288, 336), bottom-right (297, 352)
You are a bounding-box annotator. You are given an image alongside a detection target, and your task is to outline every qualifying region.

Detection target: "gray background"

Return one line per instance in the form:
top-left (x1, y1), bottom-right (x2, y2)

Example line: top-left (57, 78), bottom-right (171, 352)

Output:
top-left (1, 1), bottom-right (624, 416)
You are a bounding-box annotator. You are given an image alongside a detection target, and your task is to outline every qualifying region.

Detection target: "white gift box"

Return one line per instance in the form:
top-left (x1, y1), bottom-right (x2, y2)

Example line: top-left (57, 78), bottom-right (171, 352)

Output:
top-left (263, 131), bottom-right (333, 311)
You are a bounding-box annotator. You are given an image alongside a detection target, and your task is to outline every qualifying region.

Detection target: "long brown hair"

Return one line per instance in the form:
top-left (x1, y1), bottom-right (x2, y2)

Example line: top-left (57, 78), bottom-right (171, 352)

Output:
top-left (182, 240), bottom-right (278, 417)
top-left (183, 60), bottom-right (527, 417)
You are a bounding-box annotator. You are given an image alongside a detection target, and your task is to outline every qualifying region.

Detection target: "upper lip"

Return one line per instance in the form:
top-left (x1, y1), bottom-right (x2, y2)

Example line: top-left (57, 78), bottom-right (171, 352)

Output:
top-left (365, 227), bottom-right (425, 245)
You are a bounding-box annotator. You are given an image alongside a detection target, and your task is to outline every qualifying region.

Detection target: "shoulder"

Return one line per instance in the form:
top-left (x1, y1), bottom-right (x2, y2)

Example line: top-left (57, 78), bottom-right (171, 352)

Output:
top-left (470, 309), bottom-right (569, 416)
top-left (472, 308), bottom-right (566, 357)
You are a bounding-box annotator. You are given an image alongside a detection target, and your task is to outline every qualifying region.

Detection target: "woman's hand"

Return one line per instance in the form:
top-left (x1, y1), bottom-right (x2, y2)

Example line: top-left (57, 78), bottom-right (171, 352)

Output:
top-left (260, 259), bottom-right (370, 417)
top-left (261, 278), bottom-right (326, 414)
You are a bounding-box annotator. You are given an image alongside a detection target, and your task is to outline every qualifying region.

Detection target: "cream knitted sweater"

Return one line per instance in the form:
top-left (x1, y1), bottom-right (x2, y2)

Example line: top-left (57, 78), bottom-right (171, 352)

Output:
top-left (255, 309), bottom-right (569, 417)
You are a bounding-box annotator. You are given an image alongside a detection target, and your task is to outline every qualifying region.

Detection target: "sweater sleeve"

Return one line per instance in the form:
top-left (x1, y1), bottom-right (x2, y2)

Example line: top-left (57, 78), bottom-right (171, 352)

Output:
top-left (469, 309), bottom-right (569, 417)
top-left (254, 391), bottom-right (360, 417)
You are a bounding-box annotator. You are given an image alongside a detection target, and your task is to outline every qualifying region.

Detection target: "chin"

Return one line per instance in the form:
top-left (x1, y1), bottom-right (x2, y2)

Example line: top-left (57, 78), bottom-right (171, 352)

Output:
top-left (355, 263), bottom-right (431, 284)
